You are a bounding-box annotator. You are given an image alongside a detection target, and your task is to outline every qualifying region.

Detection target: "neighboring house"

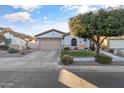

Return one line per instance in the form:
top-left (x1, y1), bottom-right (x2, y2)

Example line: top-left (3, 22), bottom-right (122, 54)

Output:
top-left (0, 28), bottom-right (36, 49)
top-left (107, 35), bottom-right (124, 49)
top-left (101, 35), bottom-right (124, 54)
top-left (101, 35), bottom-right (124, 49)
top-left (3, 33), bottom-right (26, 49)
top-left (34, 29), bottom-right (90, 50)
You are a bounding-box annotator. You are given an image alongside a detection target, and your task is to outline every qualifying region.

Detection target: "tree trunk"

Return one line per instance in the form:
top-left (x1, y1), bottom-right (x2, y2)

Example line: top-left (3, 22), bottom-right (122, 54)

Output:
top-left (95, 43), bottom-right (100, 62)
top-left (96, 44), bottom-right (100, 56)
top-left (95, 36), bottom-right (100, 62)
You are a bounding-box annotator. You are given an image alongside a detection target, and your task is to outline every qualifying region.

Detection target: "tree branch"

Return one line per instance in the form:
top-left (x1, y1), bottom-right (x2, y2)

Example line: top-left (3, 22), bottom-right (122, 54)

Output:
top-left (90, 37), bottom-right (98, 44)
top-left (99, 37), bottom-right (107, 45)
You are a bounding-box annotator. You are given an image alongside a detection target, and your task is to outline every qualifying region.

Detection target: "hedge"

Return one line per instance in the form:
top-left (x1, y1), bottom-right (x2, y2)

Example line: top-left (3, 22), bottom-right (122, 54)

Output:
top-left (8, 48), bottom-right (19, 53)
top-left (96, 55), bottom-right (112, 64)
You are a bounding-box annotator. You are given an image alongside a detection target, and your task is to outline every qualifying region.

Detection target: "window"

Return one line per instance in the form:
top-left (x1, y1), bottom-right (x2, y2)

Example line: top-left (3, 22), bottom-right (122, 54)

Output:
top-left (71, 38), bottom-right (77, 46)
top-left (84, 38), bottom-right (87, 42)
top-left (5, 38), bottom-right (12, 45)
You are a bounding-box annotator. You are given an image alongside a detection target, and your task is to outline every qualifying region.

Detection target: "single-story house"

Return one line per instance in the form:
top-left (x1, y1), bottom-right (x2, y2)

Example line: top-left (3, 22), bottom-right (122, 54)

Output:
top-left (0, 27), bottom-right (36, 49)
top-left (34, 29), bottom-right (90, 50)
top-left (101, 35), bottom-right (124, 54)
top-left (101, 35), bottom-right (124, 49)
top-left (107, 35), bottom-right (124, 49)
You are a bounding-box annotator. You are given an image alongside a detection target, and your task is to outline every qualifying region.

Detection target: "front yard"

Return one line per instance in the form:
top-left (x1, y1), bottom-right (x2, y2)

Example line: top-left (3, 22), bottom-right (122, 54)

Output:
top-left (60, 50), bottom-right (113, 65)
top-left (61, 51), bottom-right (96, 57)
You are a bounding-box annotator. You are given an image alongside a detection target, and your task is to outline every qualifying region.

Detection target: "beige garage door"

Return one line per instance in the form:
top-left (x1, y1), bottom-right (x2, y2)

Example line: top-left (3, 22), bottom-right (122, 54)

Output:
top-left (109, 40), bottom-right (124, 49)
top-left (39, 38), bottom-right (62, 49)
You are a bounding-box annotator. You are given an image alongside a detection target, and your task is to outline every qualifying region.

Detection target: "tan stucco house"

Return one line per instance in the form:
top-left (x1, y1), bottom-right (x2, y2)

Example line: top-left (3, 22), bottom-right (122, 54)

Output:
top-left (34, 29), bottom-right (90, 50)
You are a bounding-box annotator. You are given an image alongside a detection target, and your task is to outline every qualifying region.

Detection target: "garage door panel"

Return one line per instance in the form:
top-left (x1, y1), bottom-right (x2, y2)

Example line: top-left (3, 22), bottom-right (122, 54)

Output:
top-left (39, 39), bottom-right (62, 49)
top-left (109, 40), bottom-right (124, 48)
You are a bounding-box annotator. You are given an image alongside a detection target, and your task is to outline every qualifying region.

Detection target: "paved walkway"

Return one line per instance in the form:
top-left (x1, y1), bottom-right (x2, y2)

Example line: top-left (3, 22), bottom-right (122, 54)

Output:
top-left (100, 50), bottom-right (124, 62)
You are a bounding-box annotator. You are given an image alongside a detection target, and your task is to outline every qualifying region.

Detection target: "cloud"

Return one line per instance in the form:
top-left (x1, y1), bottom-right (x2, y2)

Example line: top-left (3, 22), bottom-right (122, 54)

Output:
top-left (42, 16), bottom-right (55, 24)
top-left (4, 12), bottom-right (32, 22)
top-left (60, 5), bottom-right (122, 14)
top-left (76, 6), bottom-right (97, 14)
top-left (29, 21), bottom-right (69, 35)
top-left (43, 16), bottom-right (49, 20)
top-left (10, 5), bottom-right (40, 12)
top-left (105, 5), bottom-right (119, 8)
top-left (60, 5), bottom-right (97, 14)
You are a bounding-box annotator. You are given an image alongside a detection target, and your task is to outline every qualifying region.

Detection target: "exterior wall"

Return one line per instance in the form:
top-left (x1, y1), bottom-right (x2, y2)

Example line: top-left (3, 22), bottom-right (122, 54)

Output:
top-left (4, 33), bottom-right (26, 49)
top-left (36, 30), bottom-right (64, 49)
top-left (63, 35), bottom-right (90, 49)
top-left (28, 42), bottom-right (39, 49)
top-left (37, 31), bottom-right (63, 38)
top-left (108, 39), bottom-right (124, 49)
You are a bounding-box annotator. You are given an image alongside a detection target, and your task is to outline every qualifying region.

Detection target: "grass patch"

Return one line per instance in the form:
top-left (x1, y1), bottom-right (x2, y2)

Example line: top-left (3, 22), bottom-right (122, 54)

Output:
top-left (61, 51), bottom-right (96, 57)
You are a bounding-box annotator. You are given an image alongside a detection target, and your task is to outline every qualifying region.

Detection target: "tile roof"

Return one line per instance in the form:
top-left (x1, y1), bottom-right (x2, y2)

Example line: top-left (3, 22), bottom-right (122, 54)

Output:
top-left (34, 29), bottom-right (66, 37)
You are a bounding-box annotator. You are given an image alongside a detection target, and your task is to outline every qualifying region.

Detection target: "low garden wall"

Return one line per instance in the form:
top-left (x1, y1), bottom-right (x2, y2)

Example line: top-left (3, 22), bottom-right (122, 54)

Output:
top-left (73, 57), bottom-right (95, 62)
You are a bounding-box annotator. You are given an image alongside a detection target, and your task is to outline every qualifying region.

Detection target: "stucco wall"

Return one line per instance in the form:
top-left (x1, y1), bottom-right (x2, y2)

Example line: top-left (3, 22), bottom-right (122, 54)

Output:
top-left (37, 31), bottom-right (64, 38)
top-left (63, 35), bottom-right (90, 49)
top-left (4, 33), bottom-right (26, 49)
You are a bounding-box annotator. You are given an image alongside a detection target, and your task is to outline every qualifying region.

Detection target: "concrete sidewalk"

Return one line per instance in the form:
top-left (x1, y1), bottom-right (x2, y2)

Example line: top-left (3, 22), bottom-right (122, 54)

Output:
top-left (57, 65), bottom-right (124, 72)
top-left (100, 50), bottom-right (124, 62)
top-left (0, 65), bottom-right (124, 72)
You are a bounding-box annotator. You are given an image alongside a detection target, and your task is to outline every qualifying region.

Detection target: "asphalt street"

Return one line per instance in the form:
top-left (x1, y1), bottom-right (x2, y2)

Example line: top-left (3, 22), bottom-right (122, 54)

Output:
top-left (0, 69), bottom-right (124, 88)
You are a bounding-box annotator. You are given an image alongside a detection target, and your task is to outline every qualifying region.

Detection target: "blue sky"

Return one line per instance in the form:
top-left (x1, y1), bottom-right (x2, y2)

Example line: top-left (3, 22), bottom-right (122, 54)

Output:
top-left (0, 5), bottom-right (120, 35)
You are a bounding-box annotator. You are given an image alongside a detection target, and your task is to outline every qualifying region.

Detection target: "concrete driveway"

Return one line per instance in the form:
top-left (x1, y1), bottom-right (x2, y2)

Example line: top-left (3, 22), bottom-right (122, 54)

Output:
top-left (22, 50), bottom-right (60, 67)
top-left (0, 50), bottom-right (60, 68)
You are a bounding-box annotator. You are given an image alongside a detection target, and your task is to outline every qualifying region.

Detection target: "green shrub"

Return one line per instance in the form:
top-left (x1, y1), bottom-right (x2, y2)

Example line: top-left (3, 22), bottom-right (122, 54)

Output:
top-left (64, 47), bottom-right (70, 51)
top-left (61, 55), bottom-right (74, 65)
top-left (0, 45), bottom-right (9, 50)
top-left (8, 48), bottom-right (19, 53)
top-left (96, 55), bottom-right (112, 64)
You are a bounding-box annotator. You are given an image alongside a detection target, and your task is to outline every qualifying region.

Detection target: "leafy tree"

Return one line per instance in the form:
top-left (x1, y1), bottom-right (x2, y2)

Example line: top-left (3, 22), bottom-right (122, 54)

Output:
top-left (69, 7), bottom-right (124, 56)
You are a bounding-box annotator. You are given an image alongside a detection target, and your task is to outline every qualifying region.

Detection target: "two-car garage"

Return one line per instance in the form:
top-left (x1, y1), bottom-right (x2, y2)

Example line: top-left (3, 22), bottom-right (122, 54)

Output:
top-left (35, 29), bottom-right (65, 50)
top-left (108, 35), bottom-right (124, 49)
top-left (38, 38), bottom-right (62, 50)
top-left (109, 40), bottom-right (124, 49)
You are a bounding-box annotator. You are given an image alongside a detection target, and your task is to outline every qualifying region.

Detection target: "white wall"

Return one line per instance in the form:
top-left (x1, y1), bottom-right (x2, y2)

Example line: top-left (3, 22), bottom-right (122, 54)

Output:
top-left (63, 35), bottom-right (90, 48)
top-left (37, 31), bottom-right (64, 38)
top-left (4, 33), bottom-right (26, 48)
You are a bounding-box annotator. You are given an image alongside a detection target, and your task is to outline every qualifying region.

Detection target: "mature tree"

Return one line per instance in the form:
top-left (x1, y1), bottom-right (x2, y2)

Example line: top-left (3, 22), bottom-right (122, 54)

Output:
top-left (69, 7), bottom-right (124, 56)
top-left (0, 27), bottom-right (36, 49)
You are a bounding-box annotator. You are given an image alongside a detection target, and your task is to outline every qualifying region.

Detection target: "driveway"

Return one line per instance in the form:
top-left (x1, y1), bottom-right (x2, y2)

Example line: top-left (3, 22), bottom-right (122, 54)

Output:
top-left (22, 50), bottom-right (60, 67)
top-left (0, 50), bottom-right (60, 68)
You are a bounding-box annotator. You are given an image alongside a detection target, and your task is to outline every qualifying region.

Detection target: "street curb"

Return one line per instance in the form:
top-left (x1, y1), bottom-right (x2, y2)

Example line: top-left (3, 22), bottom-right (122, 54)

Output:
top-left (0, 65), bottom-right (124, 72)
